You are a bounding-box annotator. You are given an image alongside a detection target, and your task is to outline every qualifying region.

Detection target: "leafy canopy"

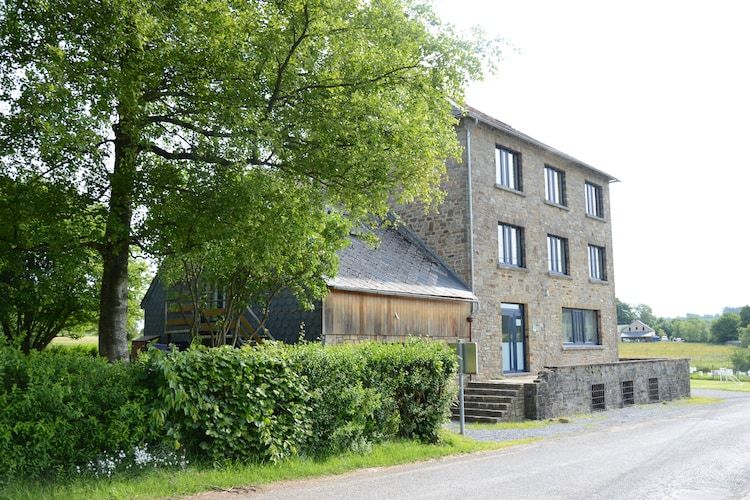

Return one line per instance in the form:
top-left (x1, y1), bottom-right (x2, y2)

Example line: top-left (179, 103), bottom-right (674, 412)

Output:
top-left (0, 0), bottom-right (497, 354)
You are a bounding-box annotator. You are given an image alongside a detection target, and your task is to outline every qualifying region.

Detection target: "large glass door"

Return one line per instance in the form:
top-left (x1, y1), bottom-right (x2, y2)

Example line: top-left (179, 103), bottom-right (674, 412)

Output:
top-left (502, 303), bottom-right (526, 373)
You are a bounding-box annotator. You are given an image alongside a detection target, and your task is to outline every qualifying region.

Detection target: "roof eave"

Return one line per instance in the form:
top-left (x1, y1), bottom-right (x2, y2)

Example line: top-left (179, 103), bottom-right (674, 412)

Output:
top-left (459, 105), bottom-right (619, 183)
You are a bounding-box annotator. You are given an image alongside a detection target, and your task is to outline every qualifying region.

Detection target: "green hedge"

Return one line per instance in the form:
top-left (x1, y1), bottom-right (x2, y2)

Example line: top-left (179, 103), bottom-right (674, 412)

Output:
top-left (0, 348), bottom-right (154, 482)
top-left (146, 344), bottom-right (311, 464)
top-left (0, 339), bottom-right (457, 479)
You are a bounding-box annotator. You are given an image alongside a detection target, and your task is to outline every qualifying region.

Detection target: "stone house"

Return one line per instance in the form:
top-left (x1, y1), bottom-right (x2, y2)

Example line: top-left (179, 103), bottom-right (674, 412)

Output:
top-left (396, 105), bottom-right (619, 379)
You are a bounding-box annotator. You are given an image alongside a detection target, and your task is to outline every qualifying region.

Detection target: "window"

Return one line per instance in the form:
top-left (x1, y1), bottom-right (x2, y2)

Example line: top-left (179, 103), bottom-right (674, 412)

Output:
top-left (648, 378), bottom-right (660, 402)
top-left (495, 146), bottom-right (522, 191)
top-left (547, 234), bottom-right (568, 275)
top-left (621, 380), bottom-right (635, 406)
top-left (588, 244), bottom-right (607, 281)
top-left (544, 166), bottom-right (566, 206)
top-left (562, 308), bottom-right (600, 345)
top-left (585, 181), bottom-right (603, 217)
top-left (591, 383), bottom-right (606, 411)
top-left (498, 223), bottom-right (524, 267)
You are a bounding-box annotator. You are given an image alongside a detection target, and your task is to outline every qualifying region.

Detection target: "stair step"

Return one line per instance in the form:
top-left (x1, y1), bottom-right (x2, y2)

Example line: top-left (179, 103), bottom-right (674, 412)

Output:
top-left (464, 394), bottom-right (514, 404)
top-left (452, 408), bottom-right (506, 418)
top-left (463, 401), bottom-right (509, 411)
top-left (464, 388), bottom-right (518, 397)
top-left (468, 382), bottom-right (525, 390)
top-left (453, 415), bottom-right (503, 424)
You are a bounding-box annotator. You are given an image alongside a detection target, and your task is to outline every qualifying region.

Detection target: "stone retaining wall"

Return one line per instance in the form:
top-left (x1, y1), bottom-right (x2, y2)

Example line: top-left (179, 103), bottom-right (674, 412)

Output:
top-left (525, 358), bottom-right (691, 420)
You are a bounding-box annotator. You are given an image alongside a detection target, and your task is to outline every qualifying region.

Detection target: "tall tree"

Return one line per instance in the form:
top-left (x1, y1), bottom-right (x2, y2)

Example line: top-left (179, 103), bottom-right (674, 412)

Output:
top-left (710, 313), bottom-right (740, 344)
top-left (739, 305), bottom-right (750, 328)
top-left (0, 0), bottom-right (495, 360)
top-left (616, 298), bottom-right (636, 324)
top-left (0, 176), bottom-right (101, 352)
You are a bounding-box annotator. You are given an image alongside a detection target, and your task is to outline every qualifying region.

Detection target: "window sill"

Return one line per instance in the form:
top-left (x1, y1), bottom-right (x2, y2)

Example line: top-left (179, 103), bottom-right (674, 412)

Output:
top-left (547, 271), bottom-right (572, 280)
top-left (585, 213), bottom-right (607, 223)
top-left (589, 278), bottom-right (609, 285)
top-left (494, 184), bottom-right (526, 197)
top-left (497, 263), bottom-right (528, 272)
top-left (544, 200), bottom-right (569, 211)
top-left (563, 344), bottom-right (604, 351)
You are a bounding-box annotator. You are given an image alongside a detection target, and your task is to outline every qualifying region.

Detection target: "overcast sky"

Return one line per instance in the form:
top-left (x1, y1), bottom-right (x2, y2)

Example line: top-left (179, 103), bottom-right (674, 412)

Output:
top-left (434, 0), bottom-right (750, 318)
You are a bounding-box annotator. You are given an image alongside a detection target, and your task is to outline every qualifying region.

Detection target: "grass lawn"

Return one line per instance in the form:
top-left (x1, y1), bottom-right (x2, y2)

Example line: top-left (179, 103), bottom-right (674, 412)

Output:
top-left (0, 430), bottom-right (533, 500)
top-left (48, 335), bottom-right (99, 347)
top-left (691, 379), bottom-right (750, 393)
top-left (619, 341), bottom-right (737, 370)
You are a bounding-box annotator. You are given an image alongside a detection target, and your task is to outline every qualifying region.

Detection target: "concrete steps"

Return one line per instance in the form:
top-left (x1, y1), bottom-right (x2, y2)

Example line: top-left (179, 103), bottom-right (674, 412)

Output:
top-left (452, 382), bottom-right (524, 423)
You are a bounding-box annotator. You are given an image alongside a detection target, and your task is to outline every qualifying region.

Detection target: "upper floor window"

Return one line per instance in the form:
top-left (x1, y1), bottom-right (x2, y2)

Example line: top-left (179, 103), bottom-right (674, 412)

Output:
top-left (495, 146), bottom-right (522, 191)
top-left (544, 166), bottom-right (566, 206)
top-left (547, 234), bottom-right (569, 275)
top-left (585, 181), bottom-right (603, 218)
top-left (563, 308), bottom-right (600, 345)
top-left (498, 223), bottom-right (524, 267)
top-left (588, 244), bottom-right (607, 281)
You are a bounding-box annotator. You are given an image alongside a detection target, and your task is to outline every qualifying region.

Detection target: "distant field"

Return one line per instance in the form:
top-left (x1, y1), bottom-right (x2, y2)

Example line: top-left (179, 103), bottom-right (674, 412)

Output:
top-left (619, 341), bottom-right (737, 370)
top-left (48, 335), bottom-right (99, 347)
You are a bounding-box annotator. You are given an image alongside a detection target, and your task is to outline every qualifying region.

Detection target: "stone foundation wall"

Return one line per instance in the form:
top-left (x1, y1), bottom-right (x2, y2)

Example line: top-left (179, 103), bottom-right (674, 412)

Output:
top-left (526, 358), bottom-right (691, 420)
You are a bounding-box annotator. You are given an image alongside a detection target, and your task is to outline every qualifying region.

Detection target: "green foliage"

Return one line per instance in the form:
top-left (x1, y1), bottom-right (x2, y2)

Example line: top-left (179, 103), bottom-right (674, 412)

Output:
top-left (616, 298), bottom-right (635, 324)
top-left (146, 344), bottom-right (311, 464)
top-left (0, 347), bottom-right (155, 482)
top-left (0, 176), bottom-right (101, 352)
top-left (730, 348), bottom-right (750, 373)
top-left (710, 313), bottom-right (740, 343)
top-left (0, 0), bottom-right (498, 354)
top-left (146, 340), bottom-right (456, 462)
top-left (740, 305), bottom-right (750, 328)
top-left (357, 341), bottom-right (457, 443)
top-left (672, 317), bottom-right (710, 343)
top-left (293, 344), bottom-right (384, 457)
top-left (739, 326), bottom-right (750, 348)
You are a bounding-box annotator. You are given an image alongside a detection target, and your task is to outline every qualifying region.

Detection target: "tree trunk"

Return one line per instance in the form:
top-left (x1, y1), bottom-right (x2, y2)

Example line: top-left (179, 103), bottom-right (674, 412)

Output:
top-left (98, 118), bottom-right (137, 362)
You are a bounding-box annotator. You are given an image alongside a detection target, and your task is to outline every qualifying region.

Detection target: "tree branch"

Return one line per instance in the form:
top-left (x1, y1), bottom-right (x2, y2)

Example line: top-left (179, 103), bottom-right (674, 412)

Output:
top-left (267, 3), bottom-right (311, 114)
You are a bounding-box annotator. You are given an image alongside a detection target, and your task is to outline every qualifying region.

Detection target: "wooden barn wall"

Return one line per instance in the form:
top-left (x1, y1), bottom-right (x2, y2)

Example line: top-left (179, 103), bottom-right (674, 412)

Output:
top-left (323, 290), bottom-right (471, 344)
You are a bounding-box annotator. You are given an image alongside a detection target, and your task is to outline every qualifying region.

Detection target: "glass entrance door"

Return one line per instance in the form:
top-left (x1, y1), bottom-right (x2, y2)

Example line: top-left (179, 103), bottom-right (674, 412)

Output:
top-left (502, 303), bottom-right (526, 373)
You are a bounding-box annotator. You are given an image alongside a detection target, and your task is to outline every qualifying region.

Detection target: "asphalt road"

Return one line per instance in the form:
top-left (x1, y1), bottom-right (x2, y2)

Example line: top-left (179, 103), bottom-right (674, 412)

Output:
top-left (225, 389), bottom-right (750, 500)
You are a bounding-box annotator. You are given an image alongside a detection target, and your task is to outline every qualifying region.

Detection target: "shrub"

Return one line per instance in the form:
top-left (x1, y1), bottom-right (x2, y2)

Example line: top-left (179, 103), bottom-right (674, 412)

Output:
top-left (0, 347), bottom-right (155, 482)
top-left (146, 344), bottom-right (311, 464)
top-left (731, 348), bottom-right (750, 373)
top-left (294, 343), bottom-right (385, 457)
top-left (359, 341), bottom-right (457, 443)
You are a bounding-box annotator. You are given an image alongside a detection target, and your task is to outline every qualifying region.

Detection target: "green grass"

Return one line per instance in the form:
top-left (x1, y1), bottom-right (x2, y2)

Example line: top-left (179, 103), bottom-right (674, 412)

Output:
top-left (691, 379), bottom-right (750, 393)
top-left (48, 335), bottom-right (99, 347)
top-left (619, 342), bottom-right (738, 370)
top-left (466, 419), bottom-right (554, 431)
top-left (0, 430), bottom-right (533, 500)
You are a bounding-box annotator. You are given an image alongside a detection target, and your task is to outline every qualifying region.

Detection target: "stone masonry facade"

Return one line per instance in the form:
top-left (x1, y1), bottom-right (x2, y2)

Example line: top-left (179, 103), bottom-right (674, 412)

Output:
top-left (526, 358), bottom-right (691, 419)
top-left (396, 109), bottom-right (619, 379)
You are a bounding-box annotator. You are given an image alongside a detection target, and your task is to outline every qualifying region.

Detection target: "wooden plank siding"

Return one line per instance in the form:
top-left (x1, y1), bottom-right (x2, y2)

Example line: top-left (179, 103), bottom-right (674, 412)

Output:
top-left (323, 290), bottom-right (472, 344)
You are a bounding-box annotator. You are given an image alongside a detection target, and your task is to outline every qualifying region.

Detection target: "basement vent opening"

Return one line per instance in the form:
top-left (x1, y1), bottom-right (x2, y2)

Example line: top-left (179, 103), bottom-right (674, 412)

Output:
top-left (591, 383), bottom-right (606, 411)
top-left (648, 377), bottom-right (659, 402)
top-left (621, 380), bottom-right (634, 406)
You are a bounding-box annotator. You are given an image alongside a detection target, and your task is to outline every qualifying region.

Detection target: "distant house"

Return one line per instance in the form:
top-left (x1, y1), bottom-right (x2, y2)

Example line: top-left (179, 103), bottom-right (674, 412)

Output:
top-left (619, 320), bottom-right (658, 342)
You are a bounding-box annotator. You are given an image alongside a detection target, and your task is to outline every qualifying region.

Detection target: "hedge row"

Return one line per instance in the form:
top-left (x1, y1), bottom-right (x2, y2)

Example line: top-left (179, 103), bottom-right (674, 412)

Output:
top-left (0, 339), bottom-right (457, 480)
top-left (0, 348), bottom-right (154, 480)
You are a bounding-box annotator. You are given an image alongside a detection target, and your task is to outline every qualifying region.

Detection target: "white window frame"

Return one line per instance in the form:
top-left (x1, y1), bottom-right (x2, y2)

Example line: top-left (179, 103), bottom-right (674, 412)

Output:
top-left (498, 223), bottom-right (524, 267)
top-left (588, 244), bottom-right (607, 281)
top-left (585, 181), bottom-right (603, 217)
top-left (547, 234), bottom-right (568, 275)
top-left (495, 146), bottom-right (521, 191)
top-left (544, 166), bottom-right (566, 206)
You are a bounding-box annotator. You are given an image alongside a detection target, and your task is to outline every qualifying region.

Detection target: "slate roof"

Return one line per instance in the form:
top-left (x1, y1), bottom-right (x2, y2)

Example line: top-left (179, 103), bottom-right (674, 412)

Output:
top-left (327, 225), bottom-right (476, 301)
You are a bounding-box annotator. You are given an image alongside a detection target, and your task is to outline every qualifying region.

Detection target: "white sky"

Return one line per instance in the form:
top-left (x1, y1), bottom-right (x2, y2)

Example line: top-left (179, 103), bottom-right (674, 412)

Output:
top-left (434, 0), bottom-right (750, 318)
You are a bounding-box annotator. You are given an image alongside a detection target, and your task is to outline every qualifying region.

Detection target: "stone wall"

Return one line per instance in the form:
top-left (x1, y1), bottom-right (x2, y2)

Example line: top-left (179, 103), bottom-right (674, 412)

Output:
top-left (527, 358), bottom-right (691, 420)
